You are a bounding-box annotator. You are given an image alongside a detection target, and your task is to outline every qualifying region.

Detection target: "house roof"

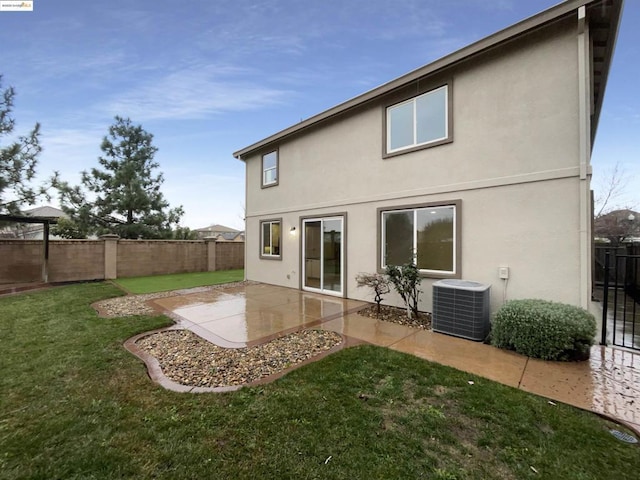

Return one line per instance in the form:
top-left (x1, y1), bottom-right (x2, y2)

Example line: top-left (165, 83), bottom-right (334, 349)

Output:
top-left (216, 231), bottom-right (244, 241)
top-left (597, 208), bottom-right (639, 220)
top-left (23, 206), bottom-right (66, 220)
top-left (233, 0), bottom-right (623, 160)
top-left (194, 224), bottom-right (240, 233)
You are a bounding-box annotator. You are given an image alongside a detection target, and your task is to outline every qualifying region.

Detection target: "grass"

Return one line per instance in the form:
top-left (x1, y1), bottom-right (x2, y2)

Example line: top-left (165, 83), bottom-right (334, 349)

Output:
top-left (1, 283), bottom-right (638, 479)
top-left (113, 269), bottom-right (244, 294)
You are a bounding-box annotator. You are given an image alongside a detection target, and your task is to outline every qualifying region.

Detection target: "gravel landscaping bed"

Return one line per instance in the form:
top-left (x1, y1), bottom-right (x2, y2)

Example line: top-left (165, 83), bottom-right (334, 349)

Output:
top-left (99, 282), bottom-right (428, 389)
top-left (357, 304), bottom-right (432, 329)
top-left (137, 329), bottom-right (343, 387)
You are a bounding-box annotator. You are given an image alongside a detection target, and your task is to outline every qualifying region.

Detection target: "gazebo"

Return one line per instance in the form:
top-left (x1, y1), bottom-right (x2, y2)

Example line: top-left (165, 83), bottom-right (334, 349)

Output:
top-left (0, 213), bottom-right (59, 282)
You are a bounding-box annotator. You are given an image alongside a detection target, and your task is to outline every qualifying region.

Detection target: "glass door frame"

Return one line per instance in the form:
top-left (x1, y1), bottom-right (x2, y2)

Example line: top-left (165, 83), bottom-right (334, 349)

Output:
top-left (300, 215), bottom-right (346, 297)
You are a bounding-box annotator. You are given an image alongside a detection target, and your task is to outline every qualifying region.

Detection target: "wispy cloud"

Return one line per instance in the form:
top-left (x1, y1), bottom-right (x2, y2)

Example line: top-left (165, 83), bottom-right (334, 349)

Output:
top-left (38, 126), bottom-right (105, 176)
top-left (102, 64), bottom-right (290, 120)
top-left (460, 0), bottom-right (515, 11)
top-left (194, 0), bottom-right (450, 59)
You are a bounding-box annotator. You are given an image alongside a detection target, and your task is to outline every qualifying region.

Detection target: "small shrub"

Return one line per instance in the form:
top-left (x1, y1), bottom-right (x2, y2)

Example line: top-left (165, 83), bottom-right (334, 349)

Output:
top-left (385, 263), bottom-right (421, 319)
top-left (492, 299), bottom-right (596, 361)
top-left (355, 273), bottom-right (390, 314)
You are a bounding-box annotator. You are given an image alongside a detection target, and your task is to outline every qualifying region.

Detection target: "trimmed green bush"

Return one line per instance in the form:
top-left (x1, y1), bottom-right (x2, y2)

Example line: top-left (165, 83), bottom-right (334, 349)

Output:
top-left (492, 299), bottom-right (596, 361)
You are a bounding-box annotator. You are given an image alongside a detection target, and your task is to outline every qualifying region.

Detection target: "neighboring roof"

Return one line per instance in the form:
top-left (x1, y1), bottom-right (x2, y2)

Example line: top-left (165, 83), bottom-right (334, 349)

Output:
top-left (596, 208), bottom-right (639, 220)
top-left (0, 205), bottom-right (66, 226)
top-left (194, 224), bottom-right (240, 233)
top-left (594, 208), bottom-right (639, 241)
top-left (0, 206), bottom-right (65, 223)
top-left (23, 206), bottom-right (66, 219)
top-left (217, 231), bottom-right (244, 241)
top-left (233, 0), bottom-right (623, 160)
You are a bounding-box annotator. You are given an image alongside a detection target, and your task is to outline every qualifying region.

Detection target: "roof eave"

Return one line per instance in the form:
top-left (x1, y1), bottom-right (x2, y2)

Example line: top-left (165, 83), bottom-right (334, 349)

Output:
top-left (232, 0), bottom-right (612, 160)
top-left (589, 0), bottom-right (624, 145)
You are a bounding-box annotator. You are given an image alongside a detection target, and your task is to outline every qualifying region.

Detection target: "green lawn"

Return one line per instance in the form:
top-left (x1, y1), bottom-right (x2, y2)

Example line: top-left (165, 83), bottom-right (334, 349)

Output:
top-left (113, 269), bottom-right (244, 294)
top-left (1, 283), bottom-right (638, 479)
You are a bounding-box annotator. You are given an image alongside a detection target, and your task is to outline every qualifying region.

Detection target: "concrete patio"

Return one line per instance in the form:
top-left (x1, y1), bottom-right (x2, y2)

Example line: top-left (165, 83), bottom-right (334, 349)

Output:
top-left (151, 283), bottom-right (640, 433)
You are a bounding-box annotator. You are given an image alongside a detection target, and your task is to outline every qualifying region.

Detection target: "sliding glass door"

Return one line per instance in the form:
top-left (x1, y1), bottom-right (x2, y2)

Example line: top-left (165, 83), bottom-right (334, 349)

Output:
top-left (303, 217), bottom-right (344, 296)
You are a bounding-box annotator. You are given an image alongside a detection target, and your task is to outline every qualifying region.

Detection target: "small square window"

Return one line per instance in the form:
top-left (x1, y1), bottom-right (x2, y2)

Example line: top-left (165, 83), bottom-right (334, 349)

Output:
top-left (262, 151), bottom-right (278, 187)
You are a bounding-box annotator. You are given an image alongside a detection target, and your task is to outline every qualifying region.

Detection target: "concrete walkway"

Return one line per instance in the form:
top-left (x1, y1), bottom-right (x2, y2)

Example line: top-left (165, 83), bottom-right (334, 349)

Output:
top-left (152, 283), bottom-right (640, 433)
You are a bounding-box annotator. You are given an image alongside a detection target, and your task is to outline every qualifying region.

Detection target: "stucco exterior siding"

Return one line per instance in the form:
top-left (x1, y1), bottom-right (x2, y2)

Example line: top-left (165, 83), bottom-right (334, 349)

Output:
top-left (239, 2), bottom-right (622, 315)
top-left (246, 175), bottom-right (580, 313)
top-left (246, 19), bottom-right (579, 218)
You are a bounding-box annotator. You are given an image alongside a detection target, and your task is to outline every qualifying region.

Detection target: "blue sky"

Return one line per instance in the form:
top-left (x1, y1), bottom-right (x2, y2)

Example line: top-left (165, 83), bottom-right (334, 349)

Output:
top-left (1, 0), bottom-right (638, 230)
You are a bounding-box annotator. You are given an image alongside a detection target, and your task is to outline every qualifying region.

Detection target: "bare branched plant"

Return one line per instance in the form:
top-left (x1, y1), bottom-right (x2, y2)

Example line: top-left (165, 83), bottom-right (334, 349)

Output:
top-left (355, 273), bottom-right (390, 315)
top-left (593, 161), bottom-right (638, 245)
top-left (594, 162), bottom-right (635, 218)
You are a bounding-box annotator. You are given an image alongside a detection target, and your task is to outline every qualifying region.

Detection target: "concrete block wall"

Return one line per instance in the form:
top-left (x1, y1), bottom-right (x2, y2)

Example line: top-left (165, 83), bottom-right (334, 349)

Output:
top-left (116, 240), bottom-right (208, 278)
top-left (0, 240), bottom-right (42, 283)
top-left (49, 240), bottom-right (105, 282)
top-left (213, 241), bottom-right (244, 271)
top-left (0, 239), bottom-right (244, 283)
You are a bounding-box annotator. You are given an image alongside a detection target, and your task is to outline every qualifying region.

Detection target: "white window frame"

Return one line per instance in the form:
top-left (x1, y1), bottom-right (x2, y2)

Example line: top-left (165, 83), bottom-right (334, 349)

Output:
top-left (380, 204), bottom-right (457, 276)
top-left (260, 219), bottom-right (281, 259)
top-left (262, 150), bottom-right (278, 187)
top-left (386, 85), bottom-right (449, 154)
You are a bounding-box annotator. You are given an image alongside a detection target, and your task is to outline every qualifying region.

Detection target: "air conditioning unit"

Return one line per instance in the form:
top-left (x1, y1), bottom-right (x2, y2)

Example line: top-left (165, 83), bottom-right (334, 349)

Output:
top-left (432, 279), bottom-right (491, 341)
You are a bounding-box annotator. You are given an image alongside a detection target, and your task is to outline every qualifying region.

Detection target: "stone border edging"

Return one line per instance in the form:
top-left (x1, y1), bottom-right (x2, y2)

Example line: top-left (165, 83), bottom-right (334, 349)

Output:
top-left (124, 327), bottom-right (361, 393)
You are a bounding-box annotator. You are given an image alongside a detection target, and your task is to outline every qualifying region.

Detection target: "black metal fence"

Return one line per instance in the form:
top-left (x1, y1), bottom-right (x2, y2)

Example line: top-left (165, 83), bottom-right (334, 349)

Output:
top-left (594, 244), bottom-right (640, 288)
top-left (600, 251), bottom-right (640, 350)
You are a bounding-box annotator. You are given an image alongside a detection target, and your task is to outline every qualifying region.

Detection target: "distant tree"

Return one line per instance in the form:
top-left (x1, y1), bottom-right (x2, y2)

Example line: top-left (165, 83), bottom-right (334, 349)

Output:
top-left (594, 162), bottom-right (634, 218)
top-left (51, 216), bottom-right (90, 239)
top-left (52, 116), bottom-right (183, 239)
top-left (0, 75), bottom-right (46, 215)
top-left (171, 226), bottom-right (199, 240)
top-left (593, 162), bottom-right (638, 245)
top-left (594, 209), bottom-right (639, 245)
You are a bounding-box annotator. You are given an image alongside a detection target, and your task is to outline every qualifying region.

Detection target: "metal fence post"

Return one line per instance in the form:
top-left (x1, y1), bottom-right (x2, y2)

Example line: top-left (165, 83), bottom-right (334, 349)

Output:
top-left (601, 250), bottom-right (610, 345)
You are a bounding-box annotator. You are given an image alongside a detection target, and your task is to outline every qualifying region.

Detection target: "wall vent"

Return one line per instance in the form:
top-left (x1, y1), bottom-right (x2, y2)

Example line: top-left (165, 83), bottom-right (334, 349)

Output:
top-left (432, 279), bottom-right (491, 341)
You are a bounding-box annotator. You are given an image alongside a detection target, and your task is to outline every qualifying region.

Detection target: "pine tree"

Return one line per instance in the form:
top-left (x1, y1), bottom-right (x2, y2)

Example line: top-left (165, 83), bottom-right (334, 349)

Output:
top-left (53, 116), bottom-right (183, 239)
top-left (0, 75), bottom-right (45, 215)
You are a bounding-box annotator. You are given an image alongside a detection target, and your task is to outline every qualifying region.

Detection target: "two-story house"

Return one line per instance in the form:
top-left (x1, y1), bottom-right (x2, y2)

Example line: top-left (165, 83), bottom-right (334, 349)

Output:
top-left (234, 0), bottom-right (623, 315)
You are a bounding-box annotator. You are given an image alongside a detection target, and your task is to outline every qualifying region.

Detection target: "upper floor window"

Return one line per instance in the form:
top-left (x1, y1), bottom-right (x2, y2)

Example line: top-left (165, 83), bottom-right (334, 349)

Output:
top-left (262, 150), bottom-right (278, 187)
top-left (381, 203), bottom-right (458, 277)
top-left (386, 85), bottom-right (449, 154)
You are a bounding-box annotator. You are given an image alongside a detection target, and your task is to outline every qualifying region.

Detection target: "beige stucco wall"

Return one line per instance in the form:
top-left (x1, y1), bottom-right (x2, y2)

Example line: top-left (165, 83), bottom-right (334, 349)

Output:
top-left (244, 17), bottom-right (589, 313)
top-left (247, 21), bottom-right (579, 215)
top-left (246, 176), bottom-right (581, 313)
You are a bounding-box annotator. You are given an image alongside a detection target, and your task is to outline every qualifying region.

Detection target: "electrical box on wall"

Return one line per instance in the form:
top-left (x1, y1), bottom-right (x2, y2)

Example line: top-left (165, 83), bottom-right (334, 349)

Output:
top-left (498, 267), bottom-right (509, 279)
